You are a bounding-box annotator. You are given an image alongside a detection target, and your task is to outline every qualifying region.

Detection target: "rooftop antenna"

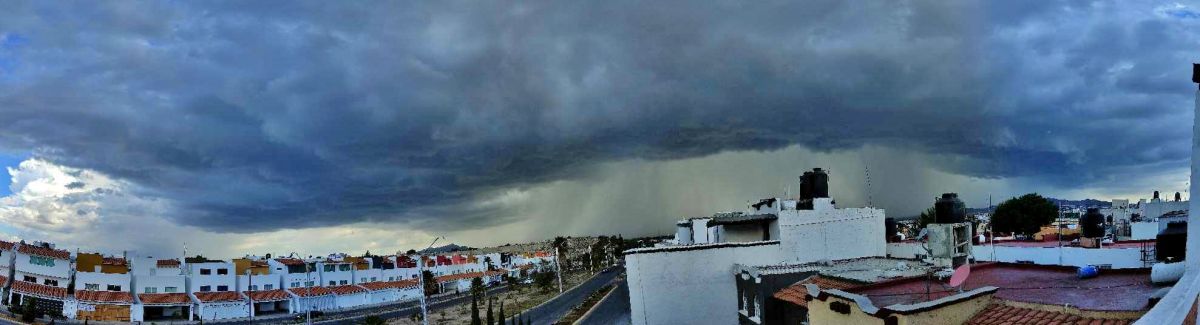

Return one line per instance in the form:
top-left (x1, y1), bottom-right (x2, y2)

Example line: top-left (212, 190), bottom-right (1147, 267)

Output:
top-left (862, 156), bottom-right (874, 207)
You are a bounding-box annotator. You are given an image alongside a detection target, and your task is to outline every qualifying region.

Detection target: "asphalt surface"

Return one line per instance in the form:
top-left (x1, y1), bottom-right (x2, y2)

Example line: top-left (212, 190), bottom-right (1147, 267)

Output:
top-left (517, 267), bottom-right (623, 325)
top-left (576, 279), bottom-right (629, 325)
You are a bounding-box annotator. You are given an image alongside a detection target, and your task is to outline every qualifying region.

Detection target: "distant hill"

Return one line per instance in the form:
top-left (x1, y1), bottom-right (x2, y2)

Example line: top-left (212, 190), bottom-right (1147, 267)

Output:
top-left (962, 197), bottom-right (1110, 215)
top-left (420, 243), bottom-right (473, 254)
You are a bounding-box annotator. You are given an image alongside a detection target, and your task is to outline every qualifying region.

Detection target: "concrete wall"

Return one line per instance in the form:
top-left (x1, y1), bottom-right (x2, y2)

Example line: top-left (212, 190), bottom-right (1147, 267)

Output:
top-left (133, 274), bottom-right (186, 294)
top-left (335, 292), bottom-right (369, 309)
top-left (295, 295), bottom-right (337, 312)
top-left (318, 263), bottom-right (354, 286)
top-left (625, 243), bottom-right (785, 325)
top-left (14, 252), bottom-right (71, 286)
top-left (1132, 222), bottom-right (1160, 240)
top-left (806, 292), bottom-right (993, 325)
top-left (355, 268), bottom-right (382, 284)
top-left (238, 273), bottom-right (282, 291)
top-left (692, 219), bottom-right (712, 244)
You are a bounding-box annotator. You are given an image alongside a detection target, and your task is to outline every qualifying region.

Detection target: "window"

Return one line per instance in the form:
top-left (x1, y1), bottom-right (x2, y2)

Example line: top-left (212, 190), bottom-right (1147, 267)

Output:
top-left (340, 280), bottom-right (348, 285)
top-left (44, 279), bottom-right (58, 286)
top-left (200, 268), bottom-right (211, 275)
top-left (371, 277), bottom-right (377, 282)
top-left (388, 277), bottom-right (394, 281)
top-left (165, 287), bottom-right (177, 293)
top-left (217, 269), bottom-right (228, 275)
top-left (249, 285), bottom-right (258, 291)
top-left (361, 278), bottom-right (367, 283)
top-left (200, 285), bottom-right (211, 292)
top-left (291, 282), bottom-right (301, 288)
top-left (107, 284), bottom-right (122, 291)
top-left (85, 283), bottom-right (100, 291)
top-left (23, 276), bottom-right (36, 283)
top-left (329, 281), bottom-right (336, 286)
top-left (217, 285), bottom-right (229, 292)
top-left (145, 287), bottom-right (158, 294)
top-left (306, 281), bottom-right (315, 287)
top-left (324, 265), bottom-right (335, 272)
top-left (29, 256), bottom-right (55, 267)
top-left (264, 284), bottom-right (273, 290)
top-left (339, 264), bottom-right (351, 271)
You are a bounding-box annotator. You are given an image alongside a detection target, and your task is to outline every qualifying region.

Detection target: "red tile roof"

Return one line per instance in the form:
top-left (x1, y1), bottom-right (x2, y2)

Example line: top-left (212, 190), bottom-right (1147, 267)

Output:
top-left (275, 258), bottom-right (306, 266)
top-left (102, 257), bottom-right (128, 266)
top-left (18, 245), bottom-right (70, 260)
top-left (328, 285), bottom-right (367, 295)
top-left (193, 291), bottom-right (244, 303)
top-left (245, 289), bottom-right (291, 302)
top-left (157, 259), bottom-right (181, 268)
top-left (966, 304), bottom-right (1134, 325)
top-left (11, 281), bottom-right (68, 299)
top-left (75, 290), bottom-right (134, 304)
top-left (139, 293), bottom-right (192, 305)
top-left (0, 240), bottom-right (13, 251)
top-left (436, 270), bottom-right (502, 283)
top-left (0, 276), bottom-right (7, 286)
top-left (774, 276), bottom-right (863, 308)
top-left (288, 286), bottom-right (334, 297)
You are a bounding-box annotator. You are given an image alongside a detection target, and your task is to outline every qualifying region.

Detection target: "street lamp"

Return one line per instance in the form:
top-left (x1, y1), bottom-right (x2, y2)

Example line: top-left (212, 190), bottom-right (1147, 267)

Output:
top-left (412, 236), bottom-right (444, 325)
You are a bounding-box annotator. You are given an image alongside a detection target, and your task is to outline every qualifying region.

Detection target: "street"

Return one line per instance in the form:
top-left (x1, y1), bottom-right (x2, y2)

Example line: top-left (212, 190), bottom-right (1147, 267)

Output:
top-left (518, 267), bottom-right (624, 325)
top-left (577, 279), bottom-right (630, 325)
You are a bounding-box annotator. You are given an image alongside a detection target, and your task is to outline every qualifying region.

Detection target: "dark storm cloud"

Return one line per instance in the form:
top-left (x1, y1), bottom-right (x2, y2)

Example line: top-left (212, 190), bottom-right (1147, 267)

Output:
top-left (0, 1), bottom-right (1196, 232)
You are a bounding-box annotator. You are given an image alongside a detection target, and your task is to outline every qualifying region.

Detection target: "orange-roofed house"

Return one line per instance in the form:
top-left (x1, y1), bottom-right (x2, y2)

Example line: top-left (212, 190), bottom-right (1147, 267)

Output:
top-left (184, 257), bottom-right (248, 320)
top-left (68, 253), bottom-right (135, 321)
top-left (9, 241), bottom-right (72, 317)
top-left (360, 279), bottom-right (422, 305)
top-left (0, 240), bottom-right (14, 303)
top-left (234, 258), bottom-right (289, 316)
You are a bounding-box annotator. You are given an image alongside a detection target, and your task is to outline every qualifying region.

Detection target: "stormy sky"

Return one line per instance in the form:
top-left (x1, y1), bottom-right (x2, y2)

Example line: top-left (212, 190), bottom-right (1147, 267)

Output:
top-left (1, 1), bottom-right (1199, 257)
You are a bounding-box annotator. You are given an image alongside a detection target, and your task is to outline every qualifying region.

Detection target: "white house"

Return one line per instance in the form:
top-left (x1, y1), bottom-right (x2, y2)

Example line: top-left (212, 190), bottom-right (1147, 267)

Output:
top-left (359, 279), bottom-right (421, 305)
top-left (131, 257), bottom-right (192, 321)
top-left (625, 168), bottom-right (888, 325)
top-left (317, 259), bottom-right (354, 287)
top-left (0, 240), bottom-right (14, 304)
top-left (269, 258), bottom-right (315, 290)
top-left (328, 284), bottom-right (370, 309)
top-left (184, 257), bottom-right (246, 320)
top-left (68, 253), bottom-right (135, 322)
top-left (287, 285), bottom-right (336, 313)
top-left (234, 258), bottom-right (290, 316)
top-left (9, 242), bottom-right (72, 317)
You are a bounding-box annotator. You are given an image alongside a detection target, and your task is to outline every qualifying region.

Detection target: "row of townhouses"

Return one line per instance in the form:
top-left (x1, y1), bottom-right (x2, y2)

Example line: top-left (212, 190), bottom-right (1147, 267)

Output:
top-left (0, 241), bottom-right (555, 322)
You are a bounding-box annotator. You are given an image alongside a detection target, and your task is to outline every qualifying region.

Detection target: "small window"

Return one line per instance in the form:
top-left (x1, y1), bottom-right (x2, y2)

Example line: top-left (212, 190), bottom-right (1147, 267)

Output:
top-left (306, 281), bottom-right (315, 287)
top-left (44, 279), bottom-right (59, 286)
top-left (200, 285), bottom-right (211, 292)
top-left (145, 287), bottom-right (158, 294)
top-left (200, 268), bottom-right (212, 275)
top-left (339, 264), bottom-right (351, 271)
top-left (85, 283), bottom-right (100, 291)
top-left (340, 280), bottom-right (348, 285)
top-left (249, 285), bottom-right (258, 291)
top-left (371, 277), bottom-right (377, 282)
top-left (329, 281), bottom-right (336, 286)
top-left (107, 284), bottom-right (121, 291)
top-left (361, 278), bottom-right (367, 283)
top-left (23, 276), bottom-right (36, 283)
top-left (165, 287), bottom-right (177, 293)
top-left (264, 284), bottom-right (273, 290)
top-left (324, 265), bottom-right (335, 272)
top-left (291, 282), bottom-right (301, 288)
top-left (217, 269), bottom-right (228, 275)
top-left (217, 285), bottom-right (229, 292)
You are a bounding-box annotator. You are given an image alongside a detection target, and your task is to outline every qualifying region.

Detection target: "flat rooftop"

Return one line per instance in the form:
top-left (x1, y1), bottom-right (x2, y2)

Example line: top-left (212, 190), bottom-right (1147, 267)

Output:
top-left (989, 240), bottom-right (1152, 249)
top-left (743, 257), bottom-right (931, 282)
top-left (851, 263), bottom-right (1164, 311)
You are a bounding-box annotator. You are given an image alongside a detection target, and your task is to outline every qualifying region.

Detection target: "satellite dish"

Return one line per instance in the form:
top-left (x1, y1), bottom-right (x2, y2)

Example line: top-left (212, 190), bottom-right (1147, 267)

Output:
top-left (948, 264), bottom-right (971, 288)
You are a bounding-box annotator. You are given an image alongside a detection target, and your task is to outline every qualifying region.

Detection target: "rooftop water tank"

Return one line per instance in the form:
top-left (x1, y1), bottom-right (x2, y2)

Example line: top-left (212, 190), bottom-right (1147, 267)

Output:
top-left (1080, 208), bottom-right (1105, 238)
top-left (934, 193), bottom-right (966, 224)
top-left (1157, 222), bottom-right (1187, 262)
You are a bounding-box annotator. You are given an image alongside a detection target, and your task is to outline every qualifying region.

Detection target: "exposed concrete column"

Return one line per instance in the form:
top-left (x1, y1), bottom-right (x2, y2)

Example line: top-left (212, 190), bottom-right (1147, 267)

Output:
top-left (1190, 64), bottom-right (1200, 271)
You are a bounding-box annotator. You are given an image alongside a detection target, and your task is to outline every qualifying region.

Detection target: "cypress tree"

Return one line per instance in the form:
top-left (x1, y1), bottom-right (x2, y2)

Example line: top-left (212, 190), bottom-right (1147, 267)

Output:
top-left (471, 295), bottom-right (482, 325)
top-left (487, 298), bottom-right (495, 325)
top-left (499, 300), bottom-right (505, 325)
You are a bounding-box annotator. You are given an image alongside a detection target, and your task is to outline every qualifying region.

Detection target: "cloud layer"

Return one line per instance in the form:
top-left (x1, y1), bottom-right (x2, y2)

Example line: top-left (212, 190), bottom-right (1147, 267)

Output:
top-left (0, 1), bottom-right (1198, 244)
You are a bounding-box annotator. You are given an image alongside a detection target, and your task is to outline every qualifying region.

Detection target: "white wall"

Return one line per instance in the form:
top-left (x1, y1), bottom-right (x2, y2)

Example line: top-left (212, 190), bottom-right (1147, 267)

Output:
top-left (691, 218), bottom-right (712, 244)
top-left (294, 296), bottom-right (337, 312)
top-left (887, 242), bottom-right (1148, 269)
top-left (318, 263), bottom-right (354, 286)
top-left (75, 272), bottom-right (132, 292)
top-left (134, 274), bottom-right (186, 294)
top-left (335, 292), bottom-right (369, 309)
top-left (196, 301), bottom-right (250, 320)
top-left (355, 268), bottom-right (382, 284)
top-left (13, 251), bottom-right (71, 286)
top-left (1132, 222), bottom-right (1159, 240)
top-left (777, 199), bottom-right (886, 263)
top-left (187, 261), bottom-right (236, 293)
top-left (625, 243), bottom-right (785, 325)
top-left (238, 273), bottom-right (282, 291)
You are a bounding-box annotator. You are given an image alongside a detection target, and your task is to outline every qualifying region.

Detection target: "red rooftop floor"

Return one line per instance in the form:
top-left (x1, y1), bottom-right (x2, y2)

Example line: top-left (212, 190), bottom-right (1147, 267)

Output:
top-left (850, 263), bottom-right (1164, 311)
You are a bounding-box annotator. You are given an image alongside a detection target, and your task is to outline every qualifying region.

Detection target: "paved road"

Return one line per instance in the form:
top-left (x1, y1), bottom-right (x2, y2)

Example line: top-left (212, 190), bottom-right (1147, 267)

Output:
top-left (577, 279), bottom-right (629, 325)
top-left (518, 267), bottom-right (623, 325)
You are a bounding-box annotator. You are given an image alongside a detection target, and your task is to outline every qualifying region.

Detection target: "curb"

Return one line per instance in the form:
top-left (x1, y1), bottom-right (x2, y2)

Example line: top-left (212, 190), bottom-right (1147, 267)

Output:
top-left (570, 281), bottom-right (619, 325)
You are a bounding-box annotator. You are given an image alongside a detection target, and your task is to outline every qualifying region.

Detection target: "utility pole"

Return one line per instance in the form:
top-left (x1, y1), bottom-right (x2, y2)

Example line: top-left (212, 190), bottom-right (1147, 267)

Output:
top-left (305, 264), bottom-right (312, 325)
top-left (415, 236), bottom-right (443, 325)
top-left (555, 246), bottom-right (564, 293)
top-left (246, 269), bottom-right (254, 322)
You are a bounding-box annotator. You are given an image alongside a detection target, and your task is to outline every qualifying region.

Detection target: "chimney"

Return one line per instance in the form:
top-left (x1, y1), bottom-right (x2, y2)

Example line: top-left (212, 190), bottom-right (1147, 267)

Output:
top-left (1188, 63), bottom-right (1200, 270)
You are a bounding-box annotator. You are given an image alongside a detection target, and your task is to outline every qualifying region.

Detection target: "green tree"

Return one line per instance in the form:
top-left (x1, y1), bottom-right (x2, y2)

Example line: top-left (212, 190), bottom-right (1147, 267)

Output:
top-left (991, 193), bottom-right (1058, 235)
top-left (916, 206), bottom-right (936, 230)
top-left (534, 270), bottom-right (557, 292)
top-left (422, 270), bottom-right (438, 295)
top-left (498, 300), bottom-right (505, 325)
top-left (470, 277), bottom-right (486, 300)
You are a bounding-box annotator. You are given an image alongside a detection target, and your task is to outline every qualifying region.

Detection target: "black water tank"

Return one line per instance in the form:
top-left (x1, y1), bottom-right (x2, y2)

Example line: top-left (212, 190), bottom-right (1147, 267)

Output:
top-left (810, 168), bottom-right (829, 198)
top-left (1080, 208), bottom-right (1105, 238)
top-left (799, 171), bottom-right (814, 200)
top-left (885, 218), bottom-right (897, 242)
top-left (1176, 192), bottom-right (1182, 202)
top-left (1193, 63), bottom-right (1200, 84)
top-left (1154, 191), bottom-right (1161, 200)
top-left (934, 193), bottom-right (966, 224)
top-left (1157, 222), bottom-right (1187, 262)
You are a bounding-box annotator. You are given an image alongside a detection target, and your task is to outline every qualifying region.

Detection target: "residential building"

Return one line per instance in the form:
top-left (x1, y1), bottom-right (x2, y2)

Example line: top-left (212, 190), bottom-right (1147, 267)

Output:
top-left (734, 258), bottom-right (931, 324)
top-left (234, 257), bottom-right (290, 316)
top-left (317, 258), bottom-right (354, 287)
top-left (68, 253), bottom-right (134, 321)
top-left (131, 256), bottom-right (191, 321)
top-left (9, 241), bottom-right (72, 317)
top-left (184, 257), bottom-right (247, 320)
top-left (0, 240), bottom-right (14, 305)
